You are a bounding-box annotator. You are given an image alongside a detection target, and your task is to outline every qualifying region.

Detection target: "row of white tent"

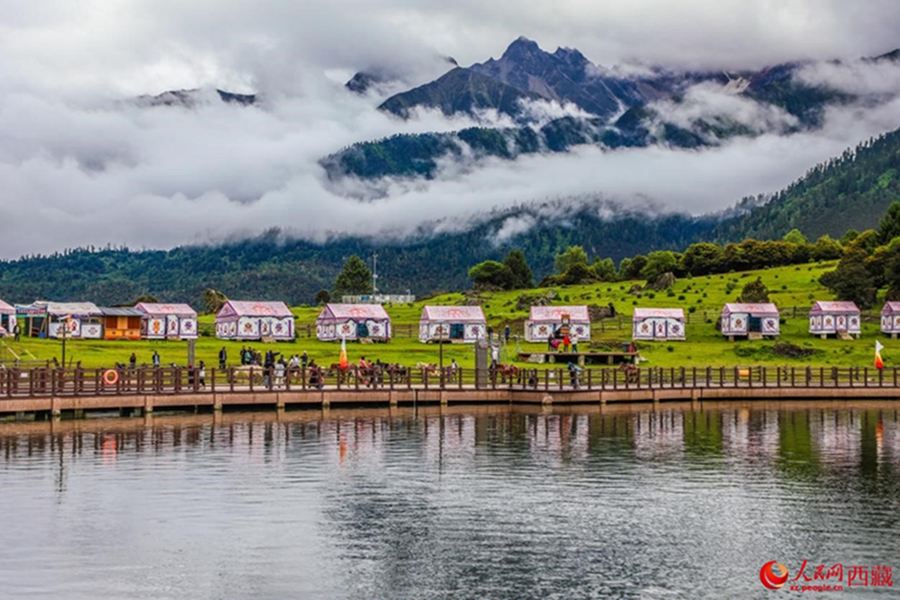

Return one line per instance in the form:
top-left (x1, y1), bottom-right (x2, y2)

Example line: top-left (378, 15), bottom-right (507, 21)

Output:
top-left (3, 298), bottom-right (899, 343)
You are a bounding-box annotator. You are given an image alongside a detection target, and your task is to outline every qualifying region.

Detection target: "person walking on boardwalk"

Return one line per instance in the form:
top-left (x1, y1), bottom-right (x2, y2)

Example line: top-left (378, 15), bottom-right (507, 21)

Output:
top-left (198, 361), bottom-right (207, 389)
top-left (218, 347), bottom-right (227, 370)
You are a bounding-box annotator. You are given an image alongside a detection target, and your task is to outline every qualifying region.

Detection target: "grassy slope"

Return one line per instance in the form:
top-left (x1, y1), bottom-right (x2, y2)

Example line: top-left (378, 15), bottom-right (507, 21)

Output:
top-left (1, 261), bottom-right (892, 370)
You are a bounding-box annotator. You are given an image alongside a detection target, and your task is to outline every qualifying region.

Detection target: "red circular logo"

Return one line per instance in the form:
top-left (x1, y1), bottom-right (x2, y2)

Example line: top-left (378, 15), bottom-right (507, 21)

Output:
top-left (760, 561), bottom-right (789, 590)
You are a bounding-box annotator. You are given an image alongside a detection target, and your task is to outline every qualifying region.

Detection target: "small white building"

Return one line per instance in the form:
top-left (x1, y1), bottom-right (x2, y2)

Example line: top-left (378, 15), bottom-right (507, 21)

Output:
top-left (721, 303), bottom-right (780, 340)
top-left (0, 299), bottom-right (15, 336)
top-left (216, 301), bottom-right (294, 341)
top-left (525, 306), bottom-right (591, 342)
top-left (419, 306), bottom-right (486, 343)
top-left (43, 302), bottom-right (103, 339)
top-left (135, 303), bottom-right (198, 340)
top-left (881, 302), bottom-right (900, 338)
top-left (809, 301), bottom-right (861, 338)
top-left (633, 308), bottom-right (686, 341)
top-left (316, 303), bottom-right (391, 342)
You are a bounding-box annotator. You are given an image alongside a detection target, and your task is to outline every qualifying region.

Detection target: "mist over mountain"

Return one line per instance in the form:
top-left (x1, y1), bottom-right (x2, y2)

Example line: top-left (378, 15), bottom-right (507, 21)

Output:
top-left (325, 38), bottom-right (898, 183)
top-left (3, 3), bottom-right (900, 264)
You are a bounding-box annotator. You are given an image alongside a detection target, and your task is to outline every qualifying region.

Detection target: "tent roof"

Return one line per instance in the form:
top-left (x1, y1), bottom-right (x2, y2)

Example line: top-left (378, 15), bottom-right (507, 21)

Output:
top-left (320, 303), bottom-right (390, 320)
top-left (528, 306), bottom-right (590, 321)
top-left (0, 299), bottom-right (13, 315)
top-left (42, 302), bottom-right (101, 317)
top-left (722, 303), bottom-right (779, 315)
top-left (98, 307), bottom-right (144, 317)
top-left (811, 301), bottom-right (859, 313)
top-left (633, 308), bottom-right (685, 319)
top-left (883, 302), bottom-right (900, 313)
top-left (135, 303), bottom-right (197, 317)
top-left (421, 306), bottom-right (485, 322)
top-left (219, 301), bottom-right (293, 318)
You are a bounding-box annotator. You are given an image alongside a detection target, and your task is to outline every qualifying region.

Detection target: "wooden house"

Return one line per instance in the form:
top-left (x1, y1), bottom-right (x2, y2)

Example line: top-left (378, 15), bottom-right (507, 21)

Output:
top-left (721, 303), bottom-right (779, 340)
top-left (809, 301), bottom-right (861, 339)
top-left (419, 306), bottom-right (486, 343)
top-left (216, 301), bottom-right (294, 341)
top-left (98, 307), bottom-right (144, 340)
top-left (632, 308), bottom-right (686, 341)
top-left (881, 302), bottom-right (900, 338)
top-left (316, 303), bottom-right (391, 342)
top-left (135, 303), bottom-right (198, 340)
top-left (525, 306), bottom-right (591, 342)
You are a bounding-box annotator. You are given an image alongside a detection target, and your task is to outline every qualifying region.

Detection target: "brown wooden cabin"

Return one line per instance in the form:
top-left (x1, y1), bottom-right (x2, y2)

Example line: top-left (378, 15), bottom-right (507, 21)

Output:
top-left (98, 307), bottom-right (143, 340)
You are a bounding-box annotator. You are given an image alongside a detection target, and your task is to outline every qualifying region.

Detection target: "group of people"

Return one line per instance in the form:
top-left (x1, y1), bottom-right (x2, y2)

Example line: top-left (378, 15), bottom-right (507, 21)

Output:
top-left (547, 328), bottom-right (578, 353)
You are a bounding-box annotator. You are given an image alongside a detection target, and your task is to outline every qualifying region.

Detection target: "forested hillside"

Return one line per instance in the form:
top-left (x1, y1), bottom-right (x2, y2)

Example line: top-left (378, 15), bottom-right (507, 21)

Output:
top-left (716, 129), bottom-right (900, 241)
top-left (0, 209), bottom-right (713, 307)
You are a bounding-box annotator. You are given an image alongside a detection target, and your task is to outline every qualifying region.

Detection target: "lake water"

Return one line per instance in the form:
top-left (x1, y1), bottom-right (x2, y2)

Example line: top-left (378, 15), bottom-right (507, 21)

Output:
top-left (1, 402), bottom-right (898, 599)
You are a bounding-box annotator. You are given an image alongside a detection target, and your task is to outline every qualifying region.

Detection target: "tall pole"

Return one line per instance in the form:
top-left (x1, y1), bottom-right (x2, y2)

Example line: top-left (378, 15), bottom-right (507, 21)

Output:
top-left (439, 322), bottom-right (445, 388)
top-left (372, 252), bottom-right (379, 295)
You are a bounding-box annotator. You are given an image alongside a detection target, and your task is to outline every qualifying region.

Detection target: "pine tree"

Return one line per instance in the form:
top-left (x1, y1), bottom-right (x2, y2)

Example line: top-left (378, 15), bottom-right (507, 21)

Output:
top-left (503, 250), bottom-right (533, 289)
top-left (333, 255), bottom-right (372, 298)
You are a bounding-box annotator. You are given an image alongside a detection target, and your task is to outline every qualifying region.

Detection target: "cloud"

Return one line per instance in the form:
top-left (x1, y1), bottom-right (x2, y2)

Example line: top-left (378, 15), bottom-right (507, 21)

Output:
top-left (1, 2), bottom-right (900, 258)
top-left (649, 82), bottom-right (800, 138)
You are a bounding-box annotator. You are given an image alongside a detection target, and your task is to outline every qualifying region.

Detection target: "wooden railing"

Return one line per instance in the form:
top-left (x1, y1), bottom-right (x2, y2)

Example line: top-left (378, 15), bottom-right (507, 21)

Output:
top-left (0, 365), bottom-right (898, 399)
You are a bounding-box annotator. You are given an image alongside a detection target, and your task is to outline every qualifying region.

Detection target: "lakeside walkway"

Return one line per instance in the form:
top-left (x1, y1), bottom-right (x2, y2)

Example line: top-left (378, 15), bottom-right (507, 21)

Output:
top-left (2, 364), bottom-right (900, 418)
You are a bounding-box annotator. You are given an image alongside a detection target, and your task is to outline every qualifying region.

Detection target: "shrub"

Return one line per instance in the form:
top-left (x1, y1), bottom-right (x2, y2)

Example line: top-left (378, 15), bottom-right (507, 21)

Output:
top-left (678, 295), bottom-right (686, 301)
top-left (688, 306), bottom-right (697, 313)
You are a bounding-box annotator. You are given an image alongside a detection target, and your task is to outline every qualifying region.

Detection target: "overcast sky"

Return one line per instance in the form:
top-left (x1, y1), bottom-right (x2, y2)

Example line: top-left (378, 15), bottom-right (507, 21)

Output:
top-left (1, 1), bottom-right (899, 258)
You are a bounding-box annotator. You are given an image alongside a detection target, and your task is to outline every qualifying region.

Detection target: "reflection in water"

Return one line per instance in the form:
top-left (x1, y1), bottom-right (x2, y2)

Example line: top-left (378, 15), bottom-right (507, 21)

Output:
top-left (0, 403), bottom-right (899, 599)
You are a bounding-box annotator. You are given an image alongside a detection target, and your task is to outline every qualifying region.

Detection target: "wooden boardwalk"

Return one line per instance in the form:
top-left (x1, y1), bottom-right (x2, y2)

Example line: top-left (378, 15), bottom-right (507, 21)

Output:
top-left (2, 364), bottom-right (900, 418)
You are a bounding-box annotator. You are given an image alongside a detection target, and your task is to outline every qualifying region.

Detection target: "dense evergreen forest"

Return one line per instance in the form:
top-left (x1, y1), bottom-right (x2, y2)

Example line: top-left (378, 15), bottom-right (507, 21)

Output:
top-left (716, 128), bottom-right (900, 241)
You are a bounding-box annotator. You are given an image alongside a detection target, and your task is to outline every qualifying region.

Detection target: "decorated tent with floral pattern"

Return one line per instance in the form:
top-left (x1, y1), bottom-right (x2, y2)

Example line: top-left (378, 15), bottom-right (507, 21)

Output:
top-left (316, 303), bottom-right (391, 342)
top-left (215, 301), bottom-right (294, 341)
top-left (633, 308), bottom-right (686, 341)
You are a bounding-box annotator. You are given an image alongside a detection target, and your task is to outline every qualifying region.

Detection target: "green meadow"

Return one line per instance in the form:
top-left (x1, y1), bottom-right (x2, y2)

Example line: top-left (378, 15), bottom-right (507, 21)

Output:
top-left (0, 260), bottom-right (892, 370)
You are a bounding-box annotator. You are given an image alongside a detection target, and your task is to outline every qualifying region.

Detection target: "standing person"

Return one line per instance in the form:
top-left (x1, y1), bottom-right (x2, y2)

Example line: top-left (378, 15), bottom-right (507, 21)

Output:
top-left (301, 350), bottom-right (309, 369)
top-left (264, 351), bottom-right (275, 390)
top-left (218, 347), bottom-right (227, 370)
top-left (129, 352), bottom-right (137, 369)
top-left (491, 345), bottom-right (500, 369)
top-left (198, 361), bottom-right (207, 389)
top-left (504, 325), bottom-right (511, 343)
top-left (274, 358), bottom-right (286, 390)
top-left (562, 335), bottom-right (570, 353)
top-left (571, 334), bottom-right (578, 354)
top-left (13, 323), bottom-right (20, 342)
top-left (568, 362), bottom-right (580, 388)
top-left (152, 350), bottom-right (160, 368)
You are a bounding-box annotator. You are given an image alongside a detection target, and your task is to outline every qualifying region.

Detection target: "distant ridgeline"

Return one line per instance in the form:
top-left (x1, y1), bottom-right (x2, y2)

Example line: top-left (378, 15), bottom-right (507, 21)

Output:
top-left (3, 125), bottom-right (900, 307)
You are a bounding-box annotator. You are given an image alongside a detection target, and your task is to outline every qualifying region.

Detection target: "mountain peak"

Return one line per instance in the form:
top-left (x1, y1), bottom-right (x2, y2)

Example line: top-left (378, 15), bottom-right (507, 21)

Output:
top-left (502, 36), bottom-right (542, 60)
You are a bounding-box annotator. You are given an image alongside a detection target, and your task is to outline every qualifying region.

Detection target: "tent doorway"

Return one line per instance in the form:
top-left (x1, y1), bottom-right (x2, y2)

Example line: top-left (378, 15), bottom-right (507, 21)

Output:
top-left (450, 323), bottom-right (465, 340)
top-left (356, 321), bottom-right (370, 339)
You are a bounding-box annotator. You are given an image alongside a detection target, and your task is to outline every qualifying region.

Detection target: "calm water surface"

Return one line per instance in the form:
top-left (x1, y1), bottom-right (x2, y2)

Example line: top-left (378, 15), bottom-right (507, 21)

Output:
top-left (1, 402), bottom-right (899, 599)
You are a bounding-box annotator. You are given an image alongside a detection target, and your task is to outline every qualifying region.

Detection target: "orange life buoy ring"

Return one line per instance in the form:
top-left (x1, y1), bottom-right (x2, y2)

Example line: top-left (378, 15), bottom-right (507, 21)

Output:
top-left (103, 369), bottom-right (119, 386)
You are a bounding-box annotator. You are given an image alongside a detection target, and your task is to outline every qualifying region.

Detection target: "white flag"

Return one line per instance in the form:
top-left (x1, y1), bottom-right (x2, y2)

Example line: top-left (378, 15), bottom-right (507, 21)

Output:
top-left (876, 341), bottom-right (885, 353)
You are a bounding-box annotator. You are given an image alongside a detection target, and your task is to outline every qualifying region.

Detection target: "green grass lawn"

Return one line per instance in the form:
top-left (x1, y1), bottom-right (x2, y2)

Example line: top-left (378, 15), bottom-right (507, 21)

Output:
top-left (1, 261), bottom-right (893, 370)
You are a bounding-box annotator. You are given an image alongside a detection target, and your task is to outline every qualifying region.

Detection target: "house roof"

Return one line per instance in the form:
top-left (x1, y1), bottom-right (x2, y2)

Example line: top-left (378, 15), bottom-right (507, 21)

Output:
top-left (218, 300), bottom-right (293, 318)
top-left (420, 306), bottom-right (485, 322)
top-left (528, 306), bottom-right (590, 321)
top-left (633, 308), bottom-right (685, 320)
top-left (883, 302), bottom-right (900, 314)
top-left (41, 302), bottom-right (101, 317)
top-left (0, 299), bottom-right (13, 315)
top-left (722, 303), bottom-right (779, 315)
top-left (811, 301), bottom-right (859, 314)
top-left (134, 303), bottom-right (197, 317)
top-left (98, 307), bottom-right (144, 317)
top-left (319, 303), bottom-right (390, 320)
